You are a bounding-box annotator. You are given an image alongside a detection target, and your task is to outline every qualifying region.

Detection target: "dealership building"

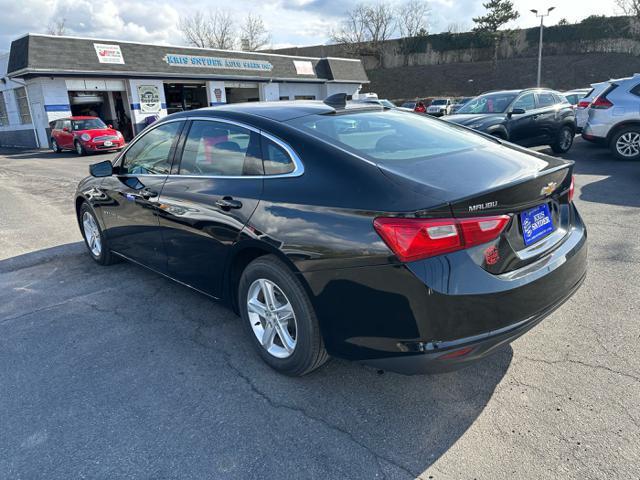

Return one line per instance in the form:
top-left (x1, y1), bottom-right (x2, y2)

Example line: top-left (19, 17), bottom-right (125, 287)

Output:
top-left (0, 34), bottom-right (368, 148)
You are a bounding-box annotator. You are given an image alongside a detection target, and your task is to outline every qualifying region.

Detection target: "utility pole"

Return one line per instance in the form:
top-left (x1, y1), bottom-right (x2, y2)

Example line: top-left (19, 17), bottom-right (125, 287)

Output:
top-left (531, 6), bottom-right (555, 88)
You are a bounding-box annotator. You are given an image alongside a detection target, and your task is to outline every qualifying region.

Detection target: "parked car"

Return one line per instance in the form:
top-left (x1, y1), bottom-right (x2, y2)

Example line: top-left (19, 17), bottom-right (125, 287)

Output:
top-left (51, 116), bottom-right (125, 155)
top-left (427, 98), bottom-right (453, 116)
top-left (450, 97), bottom-right (475, 114)
top-left (582, 73), bottom-right (640, 160)
top-left (562, 88), bottom-right (590, 108)
top-left (575, 82), bottom-right (611, 133)
top-left (75, 98), bottom-right (587, 376)
top-left (446, 88), bottom-right (576, 154)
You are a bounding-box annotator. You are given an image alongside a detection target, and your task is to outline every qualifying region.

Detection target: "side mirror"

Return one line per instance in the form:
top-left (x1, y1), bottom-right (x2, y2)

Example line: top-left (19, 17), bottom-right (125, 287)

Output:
top-left (90, 160), bottom-right (113, 177)
top-left (63, 127), bottom-right (70, 132)
top-left (509, 108), bottom-right (526, 117)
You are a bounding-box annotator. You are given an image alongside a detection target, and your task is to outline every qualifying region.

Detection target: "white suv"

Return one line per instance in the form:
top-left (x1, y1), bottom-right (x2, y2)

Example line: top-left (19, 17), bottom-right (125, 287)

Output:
top-left (427, 98), bottom-right (453, 117)
top-left (582, 73), bottom-right (640, 160)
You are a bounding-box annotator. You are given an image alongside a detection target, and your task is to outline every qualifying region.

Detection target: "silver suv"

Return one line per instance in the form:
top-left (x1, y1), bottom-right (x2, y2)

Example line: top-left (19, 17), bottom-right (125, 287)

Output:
top-left (582, 74), bottom-right (640, 160)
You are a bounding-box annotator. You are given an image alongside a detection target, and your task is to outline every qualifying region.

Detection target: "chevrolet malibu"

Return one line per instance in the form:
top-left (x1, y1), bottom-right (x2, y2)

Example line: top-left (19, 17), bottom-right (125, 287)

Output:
top-left (74, 98), bottom-right (587, 376)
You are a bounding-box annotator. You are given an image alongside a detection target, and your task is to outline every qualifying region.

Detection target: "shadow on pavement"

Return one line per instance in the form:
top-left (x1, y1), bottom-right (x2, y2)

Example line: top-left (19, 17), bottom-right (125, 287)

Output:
top-left (0, 244), bottom-right (512, 479)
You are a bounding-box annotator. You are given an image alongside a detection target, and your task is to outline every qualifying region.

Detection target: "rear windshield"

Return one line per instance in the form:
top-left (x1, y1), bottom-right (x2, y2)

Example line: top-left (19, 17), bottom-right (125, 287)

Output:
top-left (286, 110), bottom-right (491, 164)
top-left (457, 92), bottom-right (518, 114)
top-left (72, 119), bottom-right (107, 130)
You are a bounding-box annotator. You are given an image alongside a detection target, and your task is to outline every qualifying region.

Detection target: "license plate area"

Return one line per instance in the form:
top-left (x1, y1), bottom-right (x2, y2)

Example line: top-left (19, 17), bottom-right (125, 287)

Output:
top-left (520, 203), bottom-right (554, 246)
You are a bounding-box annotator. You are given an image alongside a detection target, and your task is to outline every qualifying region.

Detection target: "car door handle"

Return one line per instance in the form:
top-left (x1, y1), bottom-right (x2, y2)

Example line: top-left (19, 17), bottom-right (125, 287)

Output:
top-left (140, 188), bottom-right (158, 200)
top-left (216, 197), bottom-right (243, 209)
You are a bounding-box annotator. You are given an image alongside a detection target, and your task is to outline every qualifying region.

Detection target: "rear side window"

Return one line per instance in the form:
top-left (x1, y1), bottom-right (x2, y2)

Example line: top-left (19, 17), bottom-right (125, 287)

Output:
top-left (630, 83), bottom-right (640, 97)
top-left (262, 137), bottom-right (294, 175)
top-left (179, 120), bottom-right (263, 176)
top-left (537, 92), bottom-right (557, 108)
top-left (287, 110), bottom-right (491, 163)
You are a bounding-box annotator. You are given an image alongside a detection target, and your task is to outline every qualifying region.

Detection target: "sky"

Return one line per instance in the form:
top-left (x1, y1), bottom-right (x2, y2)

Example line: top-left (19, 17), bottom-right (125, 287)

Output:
top-left (0, 0), bottom-right (623, 52)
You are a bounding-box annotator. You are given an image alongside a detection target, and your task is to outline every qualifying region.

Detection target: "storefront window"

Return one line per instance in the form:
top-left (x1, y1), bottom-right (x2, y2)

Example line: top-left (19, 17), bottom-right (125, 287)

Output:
top-left (0, 92), bottom-right (8, 126)
top-left (15, 87), bottom-right (32, 124)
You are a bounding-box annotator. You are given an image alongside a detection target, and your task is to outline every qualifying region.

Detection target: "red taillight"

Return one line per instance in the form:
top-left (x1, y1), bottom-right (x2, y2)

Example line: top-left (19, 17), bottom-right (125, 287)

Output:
top-left (577, 100), bottom-right (590, 109)
top-left (590, 96), bottom-right (613, 109)
top-left (439, 346), bottom-right (474, 360)
top-left (568, 175), bottom-right (575, 203)
top-left (373, 215), bottom-right (510, 262)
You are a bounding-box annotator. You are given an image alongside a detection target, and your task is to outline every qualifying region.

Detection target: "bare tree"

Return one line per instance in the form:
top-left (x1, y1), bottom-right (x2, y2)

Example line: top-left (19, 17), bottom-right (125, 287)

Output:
top-left (179, 10), bottom-right (237, 49)
top-left (446, 22), bottom-right (468, 34)
top-left (396, 0), bottom-right (430, 38)
top-left (240, 14), bottom-right (271, 51)
top-left (211, 11), bottom-right (237, 50)
top-left (330, 2), bottom-right (397, 66)
top-left (179, 11), bottom-right (214, 48)
top-left (616, 0), bottom-right (640, 17)
top-left (47, 17), bottom-right (67, 36)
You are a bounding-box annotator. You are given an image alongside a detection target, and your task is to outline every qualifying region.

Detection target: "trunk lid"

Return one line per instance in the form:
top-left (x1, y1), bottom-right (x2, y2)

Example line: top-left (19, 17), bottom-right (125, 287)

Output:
top-left (379, 143), bottom-right (574, 273)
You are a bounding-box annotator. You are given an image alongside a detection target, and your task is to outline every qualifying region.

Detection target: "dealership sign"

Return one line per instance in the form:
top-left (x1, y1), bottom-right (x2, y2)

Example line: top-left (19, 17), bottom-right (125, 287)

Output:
top-left (137, 85), bottom-right (161, 113)
top-left (163, 54), bottom-right (273, 72)
top-left (94, 43), bottom-right (125, 64)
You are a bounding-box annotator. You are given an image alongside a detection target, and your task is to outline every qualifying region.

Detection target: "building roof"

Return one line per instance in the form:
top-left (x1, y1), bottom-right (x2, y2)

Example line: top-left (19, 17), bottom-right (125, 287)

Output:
top-left (7, 34), bottom-right (368, 84)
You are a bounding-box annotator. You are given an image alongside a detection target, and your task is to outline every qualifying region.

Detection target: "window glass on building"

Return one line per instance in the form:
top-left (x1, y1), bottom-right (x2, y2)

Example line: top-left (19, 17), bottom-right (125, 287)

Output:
top-left (15, 87), bottom-right (32, 124)
top-left (121, 121), bottom-right (183, 175)
top-left (0, 92), bottom-right (8, 126)
top-left (179, 121), bottom-right (263, 176)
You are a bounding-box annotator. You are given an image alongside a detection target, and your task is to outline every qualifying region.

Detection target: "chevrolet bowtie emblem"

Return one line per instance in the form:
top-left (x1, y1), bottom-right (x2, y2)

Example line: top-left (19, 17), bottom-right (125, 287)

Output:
top-left (540, 182), bottom-right (558, 196)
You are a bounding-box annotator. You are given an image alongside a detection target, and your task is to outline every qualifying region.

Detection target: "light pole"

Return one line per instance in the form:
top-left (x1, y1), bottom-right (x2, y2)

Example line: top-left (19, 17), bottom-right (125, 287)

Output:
top-left (531, 6), bottom-right (555, 88)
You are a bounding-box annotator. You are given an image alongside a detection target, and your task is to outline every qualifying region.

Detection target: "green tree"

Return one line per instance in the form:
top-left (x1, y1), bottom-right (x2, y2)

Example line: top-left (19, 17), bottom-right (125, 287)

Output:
top-left (472, 0), bottom-right (520, 70)
top-left (472, 0), bottom-right (520, 32)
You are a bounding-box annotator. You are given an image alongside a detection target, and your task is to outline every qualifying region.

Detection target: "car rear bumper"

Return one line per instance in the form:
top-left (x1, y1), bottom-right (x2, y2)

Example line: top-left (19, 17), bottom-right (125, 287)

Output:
top-left (302, 205), bottom-right (587, 374)
top-left (363, 270), bottom-right (585, 374)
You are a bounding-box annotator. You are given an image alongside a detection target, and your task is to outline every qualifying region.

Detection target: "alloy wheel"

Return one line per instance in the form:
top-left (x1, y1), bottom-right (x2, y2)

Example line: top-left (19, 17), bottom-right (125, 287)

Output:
top-left (76, 142), bottom-right (83, 155)
top-left (246, 278), bottom-right (297, 359)
top-left (616, 132), bottom-right (640, 158)
top-left (82, 211), bottom-right (102, 257)
top-left (559, 128), bottom-right (573, 150)
top-left (52, 140), bottom-right (58, 152)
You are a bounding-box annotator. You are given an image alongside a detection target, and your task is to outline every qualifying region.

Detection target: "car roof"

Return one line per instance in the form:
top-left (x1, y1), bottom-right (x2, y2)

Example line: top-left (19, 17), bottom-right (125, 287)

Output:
top-left (63, 116), bottom-right (100, 120)
top-left (171, 100), bottom-right (382, 122)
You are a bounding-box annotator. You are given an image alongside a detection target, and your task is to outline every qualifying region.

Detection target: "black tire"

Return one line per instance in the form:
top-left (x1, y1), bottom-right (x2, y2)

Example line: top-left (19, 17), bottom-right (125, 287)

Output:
top-left (79, 202), bottom-right (119, 266)
top-left (609, 127), bottom-right (640, 161)
top-left (74, 140), bottom-right (86, 156)
top-left (238, 255), bottom-right (329, 376)
top-left (51, 138), bottom-right (62, 153)
top-left (551, 125), bottom-right (575, 154)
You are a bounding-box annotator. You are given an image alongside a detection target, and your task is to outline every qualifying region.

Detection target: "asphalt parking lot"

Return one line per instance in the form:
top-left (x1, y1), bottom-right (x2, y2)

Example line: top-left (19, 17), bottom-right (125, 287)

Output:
top-left (0, 138), bottom-right (639, 479)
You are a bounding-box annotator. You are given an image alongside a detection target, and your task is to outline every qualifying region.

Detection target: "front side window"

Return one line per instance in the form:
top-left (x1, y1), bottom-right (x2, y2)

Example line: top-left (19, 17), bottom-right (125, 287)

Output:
top-left (0, 92), bottom-right (8, 126)
top-left (73, 119), bottom-right (107, 130)
top-left (537, 92), bottom-right (557, 108)
top-left (287, 110), bottom-right (491, 164)
top-left (513, 93), bottom-right (536, 111)
top-left (121, 121), bottom-right (182, 175)
top-left (457, 92), bottom-right (518, 114)
top-left (15, 87), bottom-right (31, 124)
top-left (179, 120), bottom-right (263, 176)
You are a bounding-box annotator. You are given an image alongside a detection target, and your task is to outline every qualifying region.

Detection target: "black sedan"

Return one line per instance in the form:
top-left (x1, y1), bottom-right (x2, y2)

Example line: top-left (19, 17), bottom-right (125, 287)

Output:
top-left (75, 98), bottom-right (587, 376)
top-left (447, 88), bottom-right (576, 154)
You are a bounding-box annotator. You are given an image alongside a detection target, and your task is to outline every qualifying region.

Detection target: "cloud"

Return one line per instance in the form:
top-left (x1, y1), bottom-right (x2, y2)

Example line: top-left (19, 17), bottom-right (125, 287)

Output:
top-left (0, 0), bottom-right (622, 53)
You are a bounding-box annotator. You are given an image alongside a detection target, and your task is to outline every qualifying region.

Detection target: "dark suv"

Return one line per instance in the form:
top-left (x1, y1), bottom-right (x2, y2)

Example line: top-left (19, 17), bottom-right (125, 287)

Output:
top-left (447, 88), bottom-right (576, 154)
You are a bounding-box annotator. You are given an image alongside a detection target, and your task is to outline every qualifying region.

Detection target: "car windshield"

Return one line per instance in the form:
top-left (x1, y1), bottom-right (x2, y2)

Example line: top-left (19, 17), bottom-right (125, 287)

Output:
top-left (72, 119), bottom-right (107, 130)
top-left (431, 99), bottom-right (447, 105)
top-left (286, 110), bottom-right (492, 164)
top-left (379, 99), bottom-right (395, 108)
top-left (457, 92), bottom-right (518, 114)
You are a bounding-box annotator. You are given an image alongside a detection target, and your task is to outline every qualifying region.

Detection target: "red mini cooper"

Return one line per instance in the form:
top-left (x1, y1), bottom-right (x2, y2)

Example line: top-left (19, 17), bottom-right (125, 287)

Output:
top-left (51, 116), bottom-right (125, 155)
